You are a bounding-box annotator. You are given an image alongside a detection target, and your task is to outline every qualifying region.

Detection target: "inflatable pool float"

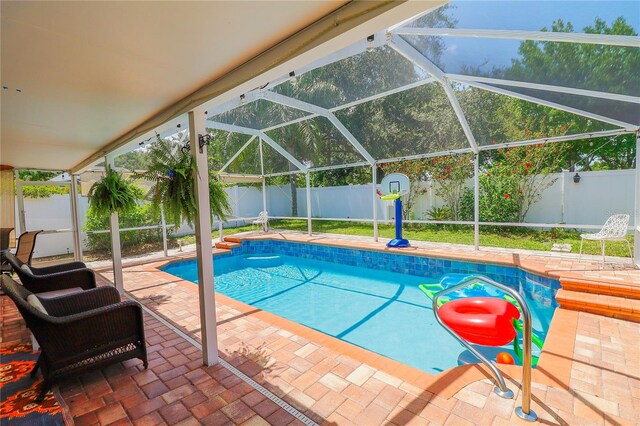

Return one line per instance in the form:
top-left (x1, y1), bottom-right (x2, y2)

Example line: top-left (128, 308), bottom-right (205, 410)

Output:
top-left (438, 297), bottom-right (520, 346)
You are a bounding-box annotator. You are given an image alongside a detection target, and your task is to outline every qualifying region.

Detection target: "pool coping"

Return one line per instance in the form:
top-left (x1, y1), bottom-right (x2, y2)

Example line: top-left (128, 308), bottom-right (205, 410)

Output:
top-left (130, 234), bottom-right (584, 398)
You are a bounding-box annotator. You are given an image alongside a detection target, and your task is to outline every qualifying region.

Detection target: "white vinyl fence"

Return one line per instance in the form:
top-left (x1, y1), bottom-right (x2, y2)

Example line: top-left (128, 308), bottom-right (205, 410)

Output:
top-left (16, 170), bottom-right (635, 258)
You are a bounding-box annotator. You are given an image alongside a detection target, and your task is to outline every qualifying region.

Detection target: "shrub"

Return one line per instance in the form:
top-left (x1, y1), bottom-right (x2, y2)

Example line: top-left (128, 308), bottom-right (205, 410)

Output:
top-left (84, 203), bottom-right (174, 252)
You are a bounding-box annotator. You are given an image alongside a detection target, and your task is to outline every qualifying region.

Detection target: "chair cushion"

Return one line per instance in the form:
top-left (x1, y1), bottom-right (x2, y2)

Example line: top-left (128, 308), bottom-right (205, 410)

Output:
top-left (20, 264), bottom-right (32, 274)
top-left (27, 294), bottom-right (48, 315)
top-left (36, 287), bottom-right (83, 300)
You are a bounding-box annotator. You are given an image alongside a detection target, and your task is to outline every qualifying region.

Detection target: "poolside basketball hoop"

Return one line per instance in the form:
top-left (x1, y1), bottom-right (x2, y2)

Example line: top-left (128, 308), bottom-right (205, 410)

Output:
top-left (379, 173), bottom-right (410, 248)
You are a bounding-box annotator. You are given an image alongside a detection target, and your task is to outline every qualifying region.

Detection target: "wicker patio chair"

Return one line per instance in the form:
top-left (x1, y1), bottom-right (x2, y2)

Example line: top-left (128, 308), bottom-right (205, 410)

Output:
top-left (579, 214), bottom-right (632, 264)
top-left (3, 250), bottom-right (96, 293)
top-left (1, 275), bottom-right (148, 402)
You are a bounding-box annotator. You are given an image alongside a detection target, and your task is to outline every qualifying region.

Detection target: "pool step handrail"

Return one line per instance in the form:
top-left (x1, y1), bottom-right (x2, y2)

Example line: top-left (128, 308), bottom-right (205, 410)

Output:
top-left (432, 275), bottom-right (538, 422)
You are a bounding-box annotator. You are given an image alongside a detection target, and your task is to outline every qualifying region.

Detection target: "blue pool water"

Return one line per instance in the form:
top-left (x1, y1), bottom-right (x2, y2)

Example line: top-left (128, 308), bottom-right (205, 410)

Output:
top-left (162, 242), bottom-right (558, 374)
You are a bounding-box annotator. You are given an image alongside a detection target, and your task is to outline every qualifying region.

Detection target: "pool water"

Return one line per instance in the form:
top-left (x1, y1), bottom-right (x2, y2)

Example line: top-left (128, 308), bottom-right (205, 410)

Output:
top-left (163, 253), bottom-right (556, 374)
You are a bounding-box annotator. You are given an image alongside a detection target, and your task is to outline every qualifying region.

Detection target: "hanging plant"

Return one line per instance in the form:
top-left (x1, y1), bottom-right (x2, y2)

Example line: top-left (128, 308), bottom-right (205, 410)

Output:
top-left (134, 135), bottom-right (231, 227)
top-left (87, 165), bottom-right (141, 217)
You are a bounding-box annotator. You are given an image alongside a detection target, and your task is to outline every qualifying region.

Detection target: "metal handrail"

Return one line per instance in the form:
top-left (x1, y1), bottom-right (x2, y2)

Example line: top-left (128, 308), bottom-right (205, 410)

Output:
top-left (432, 275), bottom-right (538, 422)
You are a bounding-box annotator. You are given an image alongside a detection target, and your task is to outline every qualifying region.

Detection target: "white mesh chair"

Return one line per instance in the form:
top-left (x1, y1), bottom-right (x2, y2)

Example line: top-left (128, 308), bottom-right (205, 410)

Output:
top-left (253, 211), bottom-right (269, 232)
top-left (579, 214), bottom-right (632, 264)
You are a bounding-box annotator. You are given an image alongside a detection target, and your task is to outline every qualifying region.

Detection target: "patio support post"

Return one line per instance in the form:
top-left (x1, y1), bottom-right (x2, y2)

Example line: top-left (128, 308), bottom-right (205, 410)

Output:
top-left (474, 153), bottom-right (480, 250)
top-left (16, 173), bottom-right (25, 234)
top-left (635, 133), bottom-right (640, 268)
top-left (372, 164), bottom-right (379, 241)
top-left (160, 205), bottom-right (168, 257)
top-left (259, 140), bottom-right (267, 215)
top-left (306, 172), bottom-right (312, 235)
top-left (188, 110), bottom-right (219, 366)
top-left (106, 155), bottom-right (124, 293)
top-left (69, 174), bottom-right (83, 261)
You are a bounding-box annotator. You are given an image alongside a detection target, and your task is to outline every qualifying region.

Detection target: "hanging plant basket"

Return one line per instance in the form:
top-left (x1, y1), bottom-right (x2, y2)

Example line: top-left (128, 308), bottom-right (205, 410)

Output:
top-left (87, 165), bottom-right (141, 217)
top-left (134, 135), bottom-right (231, 227)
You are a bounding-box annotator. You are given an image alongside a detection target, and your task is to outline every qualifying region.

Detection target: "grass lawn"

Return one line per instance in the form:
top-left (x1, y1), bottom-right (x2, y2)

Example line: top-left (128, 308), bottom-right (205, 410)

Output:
top-left (270, 219), bottom-right (635, 258)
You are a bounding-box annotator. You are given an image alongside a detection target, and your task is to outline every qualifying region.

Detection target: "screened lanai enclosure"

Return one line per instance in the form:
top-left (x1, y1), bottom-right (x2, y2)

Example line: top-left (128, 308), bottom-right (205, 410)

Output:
top-left (176, 0), bottom-right (638, 254)
top-left (25, 1), bottom-right (637, 267)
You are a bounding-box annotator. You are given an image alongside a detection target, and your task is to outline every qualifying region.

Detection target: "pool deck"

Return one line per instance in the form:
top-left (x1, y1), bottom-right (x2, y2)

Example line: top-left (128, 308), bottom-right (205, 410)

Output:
top-left (4, 231), bottom-right (640, 425)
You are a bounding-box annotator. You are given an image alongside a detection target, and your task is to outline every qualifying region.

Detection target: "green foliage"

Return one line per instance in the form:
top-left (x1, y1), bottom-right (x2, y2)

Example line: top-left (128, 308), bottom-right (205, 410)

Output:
top-left (87, 166), bottom-right (142, 217)
top-left (22, 185), bottom-right (69, 198)
top-left (83, 203), bottom-right (170, 252)
top-left (17, 170), bottom-right (60, 181)
top-left (134, 136), bottom-right (231, 227)
top-left (427, 206), bottom-right (452, 221)
top-left (18, 170), bottom-right (70, 198)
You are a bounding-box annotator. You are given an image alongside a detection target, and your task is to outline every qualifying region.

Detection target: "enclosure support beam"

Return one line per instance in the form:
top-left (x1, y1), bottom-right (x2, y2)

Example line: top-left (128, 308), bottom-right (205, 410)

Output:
top-left (306, 173), bottom-right (312, 236)
top-left (388, 34), bottom-right (479, 153)
top-left (219, 136), bottom-right (257, 174)
top-left (372, 164), bottom-right (379, 241)
top-left (259, 140), bottom-right (267, 215)
top-left (392, 28), bottom-right (640, 48)
top-left (261, 91), bottom-right (375, 165)
top-left (105, 155), bottom-right (124, 293)
top-left (473, 153), bottom-right (480, 251)
top-left (456, 79), bottom-right (638, 131)
top-left (189, 110), bottom-right (219, 366)
top-left (160, 206), bottom-right (168, 257)
top-left (15, 175), bottom-right (25, 234)
top-left (69, 174), bottom-right (83, 262)
top-left (635, 133), bottom-right (640, 268)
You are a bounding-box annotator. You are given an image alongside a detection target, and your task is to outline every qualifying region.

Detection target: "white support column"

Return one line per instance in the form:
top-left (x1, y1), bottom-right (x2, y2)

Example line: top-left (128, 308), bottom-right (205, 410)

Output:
top-left (15, 174), bottom-right (26, 234)
top-left (218, 217), bottom-right (224, 241)
top-left (69, 174), bottom-right (83, 261)
top-left (106, 155), bottom-right (124, 293)
top-left (160, 205), bottom-right (168, 257)
top-left (189, 110), bottom-right (219, 366)
top-left (474, 153), bottom-right (480, 251)
top-left (259, 139), bottom-right (267, 215)
top-left (635, 133), bottom-right (640, 268)
top-left (306, 172), bottom-right (312, 236)
top-left (372, 164), bottom-right (379, 241)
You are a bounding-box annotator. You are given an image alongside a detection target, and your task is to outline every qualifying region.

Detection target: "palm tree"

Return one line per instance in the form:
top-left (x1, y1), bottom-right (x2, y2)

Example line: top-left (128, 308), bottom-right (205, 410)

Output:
top-left (210, 77), bottom-right (341, 216)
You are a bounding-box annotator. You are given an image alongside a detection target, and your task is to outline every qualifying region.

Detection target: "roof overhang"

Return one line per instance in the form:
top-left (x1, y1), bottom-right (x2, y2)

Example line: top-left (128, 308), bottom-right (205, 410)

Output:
top-left (0, 0), bottom-right (445, 172)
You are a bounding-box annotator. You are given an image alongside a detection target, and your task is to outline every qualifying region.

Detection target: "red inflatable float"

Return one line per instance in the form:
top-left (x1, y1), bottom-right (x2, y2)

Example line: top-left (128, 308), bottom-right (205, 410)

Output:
top-left (438, 297), bottom-right (520, 346)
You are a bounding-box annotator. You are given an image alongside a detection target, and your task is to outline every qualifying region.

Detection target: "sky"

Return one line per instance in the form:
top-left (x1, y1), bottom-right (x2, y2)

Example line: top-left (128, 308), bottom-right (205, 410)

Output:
top-left (417, 0), bottom-right (639, 72)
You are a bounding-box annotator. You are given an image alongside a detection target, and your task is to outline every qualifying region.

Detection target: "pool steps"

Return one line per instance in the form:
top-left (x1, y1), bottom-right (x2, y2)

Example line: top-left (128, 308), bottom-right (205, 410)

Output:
top-left (557, 278), bottom-right (640, 322)
top-left (214, 238), bottom-right (242, 250)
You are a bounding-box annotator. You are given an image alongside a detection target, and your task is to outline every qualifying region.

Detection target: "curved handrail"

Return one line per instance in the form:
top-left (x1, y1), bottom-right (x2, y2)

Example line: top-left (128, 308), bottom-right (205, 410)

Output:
top-left (432, 275), bottom-right (538, 422)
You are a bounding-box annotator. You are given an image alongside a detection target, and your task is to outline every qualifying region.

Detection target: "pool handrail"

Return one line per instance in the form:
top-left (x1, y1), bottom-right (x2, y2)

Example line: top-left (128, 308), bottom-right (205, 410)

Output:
top-left (432, 275), bottom-right (538, 422)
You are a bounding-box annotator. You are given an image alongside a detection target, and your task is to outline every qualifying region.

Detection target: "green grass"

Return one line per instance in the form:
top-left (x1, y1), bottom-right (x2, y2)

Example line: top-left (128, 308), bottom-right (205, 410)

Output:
top-left (269, 219), bottom-right (634, 258)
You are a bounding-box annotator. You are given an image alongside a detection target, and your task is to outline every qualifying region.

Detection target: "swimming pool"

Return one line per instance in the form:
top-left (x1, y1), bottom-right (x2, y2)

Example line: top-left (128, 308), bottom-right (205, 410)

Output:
top-left (162, 240), bottom-right (559, 374)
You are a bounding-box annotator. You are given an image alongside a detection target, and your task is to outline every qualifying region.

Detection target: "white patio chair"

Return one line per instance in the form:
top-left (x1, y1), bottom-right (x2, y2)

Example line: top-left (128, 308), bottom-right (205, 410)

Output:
top-left (579, 214), bottom-right (632, 264)
top-left (253, 211), bottom-right (269, 232)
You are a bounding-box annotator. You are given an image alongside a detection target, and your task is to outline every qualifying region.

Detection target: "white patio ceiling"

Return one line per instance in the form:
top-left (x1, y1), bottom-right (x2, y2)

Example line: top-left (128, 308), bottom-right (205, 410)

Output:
top-left (1, 1), bottom-right (439, 171)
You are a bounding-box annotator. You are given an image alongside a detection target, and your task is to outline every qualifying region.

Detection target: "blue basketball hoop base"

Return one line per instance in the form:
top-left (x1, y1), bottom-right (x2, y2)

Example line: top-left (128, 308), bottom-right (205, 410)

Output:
top-left (386, 197), bottom-right (410, 248)
top-left (387, 238), bottom-right (410, 248)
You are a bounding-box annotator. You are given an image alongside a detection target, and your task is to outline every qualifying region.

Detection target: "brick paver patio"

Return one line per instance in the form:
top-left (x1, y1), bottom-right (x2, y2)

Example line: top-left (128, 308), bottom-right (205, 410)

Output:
top-left (3, 232), bottom-right (639, 425)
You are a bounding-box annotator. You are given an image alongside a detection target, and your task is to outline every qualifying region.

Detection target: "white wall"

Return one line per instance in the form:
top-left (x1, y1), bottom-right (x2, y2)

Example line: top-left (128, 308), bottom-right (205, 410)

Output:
top-left (16, 170), bottom-right (636, 257)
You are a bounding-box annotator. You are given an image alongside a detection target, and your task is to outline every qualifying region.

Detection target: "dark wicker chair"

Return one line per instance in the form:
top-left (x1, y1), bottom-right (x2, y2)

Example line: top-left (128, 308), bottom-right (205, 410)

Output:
top-left (3, 251), bottom-right (96, 293)
top-left (1, 275), bottom-right (147, 401)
